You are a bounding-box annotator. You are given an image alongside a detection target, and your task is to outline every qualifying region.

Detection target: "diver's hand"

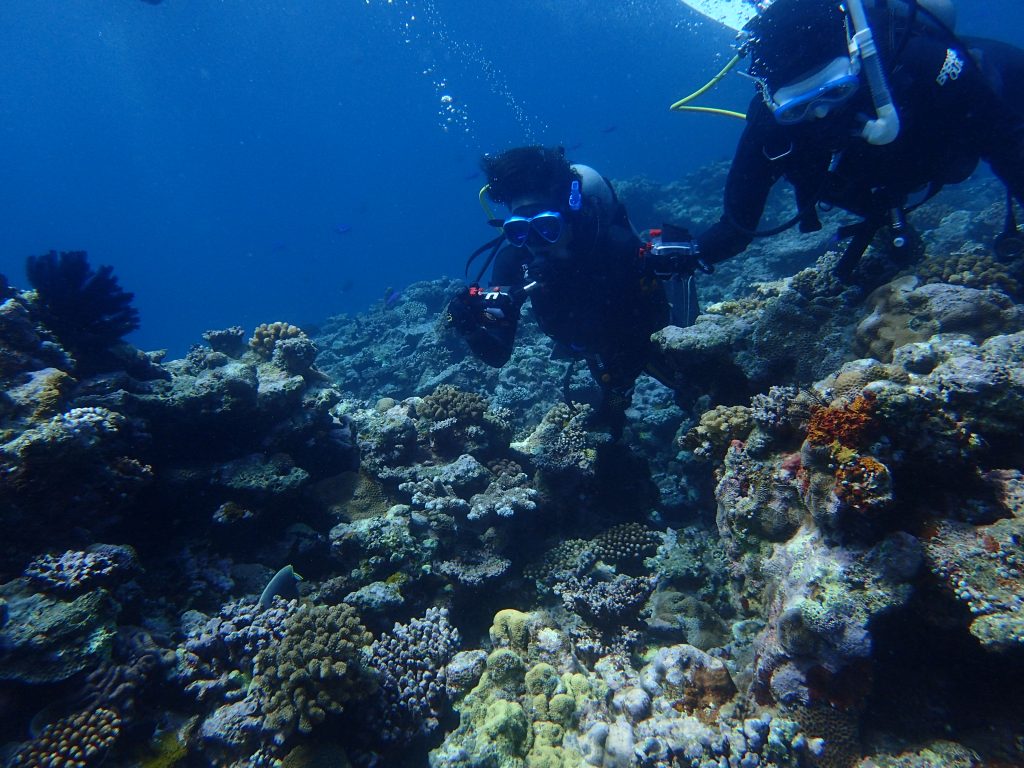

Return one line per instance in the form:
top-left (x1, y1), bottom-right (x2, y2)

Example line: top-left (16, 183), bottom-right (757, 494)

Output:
top-left (446, 285), bottom-right (515, 332)
top-left (641, 236), bottom-right (712, 278)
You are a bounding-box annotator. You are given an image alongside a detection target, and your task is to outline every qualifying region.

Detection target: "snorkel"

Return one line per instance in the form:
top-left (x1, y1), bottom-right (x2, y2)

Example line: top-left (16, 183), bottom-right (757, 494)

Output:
top-left (846, 0), bottom-right (900, 144)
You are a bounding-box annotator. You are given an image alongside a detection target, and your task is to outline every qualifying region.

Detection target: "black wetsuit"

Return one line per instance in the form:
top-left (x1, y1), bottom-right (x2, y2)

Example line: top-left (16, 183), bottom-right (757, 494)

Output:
top-left (452, 193), bottom-right (670, 423)
top-left (697, 32), bottom-right (1024, 266)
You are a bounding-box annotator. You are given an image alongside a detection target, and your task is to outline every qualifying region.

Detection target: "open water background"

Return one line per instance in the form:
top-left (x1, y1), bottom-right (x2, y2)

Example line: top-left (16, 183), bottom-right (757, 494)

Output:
top-left (0, 0), bottom-right (1020, 354)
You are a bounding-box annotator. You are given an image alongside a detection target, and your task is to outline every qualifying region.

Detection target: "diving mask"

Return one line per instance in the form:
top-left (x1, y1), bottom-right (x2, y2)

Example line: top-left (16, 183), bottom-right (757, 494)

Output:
top-left (767, 55), bottom-right (860, 125)
top-left (500, 210), bottom-right (564, 248)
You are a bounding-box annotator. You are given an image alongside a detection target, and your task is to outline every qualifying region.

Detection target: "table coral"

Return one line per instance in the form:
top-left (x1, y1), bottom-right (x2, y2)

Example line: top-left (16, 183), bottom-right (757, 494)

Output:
top-left (0, 580), bottom-right (118, 684)
top-left (24, 549), bottom-right (121, 595)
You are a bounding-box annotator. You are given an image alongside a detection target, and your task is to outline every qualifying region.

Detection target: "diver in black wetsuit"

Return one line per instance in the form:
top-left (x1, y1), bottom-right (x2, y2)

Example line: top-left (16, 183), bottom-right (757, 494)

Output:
top-left (695, 0), bottom-right (1024, 281)
top-left (445, 146), bottom-right (700, 437)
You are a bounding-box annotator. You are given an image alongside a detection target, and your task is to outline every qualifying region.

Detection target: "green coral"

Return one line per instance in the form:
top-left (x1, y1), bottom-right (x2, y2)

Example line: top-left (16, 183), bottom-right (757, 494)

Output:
top-left (431, 611), bottom-right (601, 768)
top-left (417, 384), bottom-right (488, 425)
top-left (489, 609), bottom-right (537, 654)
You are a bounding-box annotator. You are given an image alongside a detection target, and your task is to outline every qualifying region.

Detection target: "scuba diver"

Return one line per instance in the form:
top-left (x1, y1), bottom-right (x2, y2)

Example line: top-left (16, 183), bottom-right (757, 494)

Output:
top-left (690, 0), bottom-right (1024, 281)
top-left (445, 146), bottom-right (704, 437)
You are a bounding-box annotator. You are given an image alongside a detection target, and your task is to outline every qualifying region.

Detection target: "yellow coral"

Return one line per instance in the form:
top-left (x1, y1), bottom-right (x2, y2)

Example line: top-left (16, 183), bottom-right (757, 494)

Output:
top-left (490, 609), bottom-right (536, 653)
top-left (684, 404), bottom-right (754, 460)
top-left (248, 321), bottom-right (306, 360)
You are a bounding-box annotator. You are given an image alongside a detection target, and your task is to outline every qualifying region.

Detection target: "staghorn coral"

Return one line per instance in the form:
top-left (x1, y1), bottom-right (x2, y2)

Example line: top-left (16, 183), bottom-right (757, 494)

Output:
top-left (250, 602), bottom-right (374, 743)
top-left (436, 549), bottom-right (512, 589)
top-left (249, 322), bottom-right (306, 360)
top-left (367, 607), bottom-right (461, 743)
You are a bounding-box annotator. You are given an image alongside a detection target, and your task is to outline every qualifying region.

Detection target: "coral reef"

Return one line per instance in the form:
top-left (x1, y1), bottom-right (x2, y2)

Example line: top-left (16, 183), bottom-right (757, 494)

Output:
top-left (1, 170), bottom-right (1022, 768)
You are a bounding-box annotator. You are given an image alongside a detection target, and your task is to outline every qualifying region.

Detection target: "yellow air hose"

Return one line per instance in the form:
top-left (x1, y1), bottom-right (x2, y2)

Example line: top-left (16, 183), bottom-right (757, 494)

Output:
top-left (670, 52), bottom-right (748, 120)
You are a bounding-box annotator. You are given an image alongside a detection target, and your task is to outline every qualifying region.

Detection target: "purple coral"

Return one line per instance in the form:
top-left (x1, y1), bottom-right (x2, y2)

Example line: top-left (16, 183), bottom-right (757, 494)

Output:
top-left (24, 550), bottom-right (120, 595)
top-left (177, 597), bottom-right (297, 701)
top-left (367, 607), bottom-right (461, 743)
top-left (555, 574), bottom-right (656, 625)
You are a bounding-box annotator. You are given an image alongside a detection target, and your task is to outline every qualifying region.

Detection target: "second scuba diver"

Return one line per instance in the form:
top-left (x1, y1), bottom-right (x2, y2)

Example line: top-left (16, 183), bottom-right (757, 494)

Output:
top-left (691, 0), bottom-right (1024, 281)
top-left (445, 146), bottom-right (704, 438)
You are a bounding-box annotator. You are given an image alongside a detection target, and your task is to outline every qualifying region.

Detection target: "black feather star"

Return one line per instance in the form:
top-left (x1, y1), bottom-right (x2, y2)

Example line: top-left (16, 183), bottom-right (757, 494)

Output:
top-left (26, 250), bottom-right (140, 352)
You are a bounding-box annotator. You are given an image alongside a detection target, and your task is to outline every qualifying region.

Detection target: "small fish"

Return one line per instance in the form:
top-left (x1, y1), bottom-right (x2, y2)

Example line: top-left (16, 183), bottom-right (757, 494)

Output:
top-left (463, 170), bottom-right (482, 181)
top-left (333, 223), bottom-right (352, 236)
top-left (339, 278), bottom-right (355, 294)
top-left (566, 142), bottom-right (584, 152)
top-left (384, 289), bottom-right (402, 307)
top-left (600, 125), bottom-right (617, 134)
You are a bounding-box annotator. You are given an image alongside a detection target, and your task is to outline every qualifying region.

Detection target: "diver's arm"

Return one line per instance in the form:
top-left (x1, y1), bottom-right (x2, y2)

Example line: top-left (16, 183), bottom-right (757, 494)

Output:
top-left (446, 247), bottom-right (525, 368)
top-left (965, 39), bottom-right (1024, 206)
top-left (447, 285), bottom-right (521, 367)
top-left (696, 101), bottom-right (782, 265)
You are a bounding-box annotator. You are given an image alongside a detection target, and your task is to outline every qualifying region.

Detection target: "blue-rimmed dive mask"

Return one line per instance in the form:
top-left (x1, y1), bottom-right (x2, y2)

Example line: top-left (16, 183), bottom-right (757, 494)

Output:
top-left (501, 210), bottom-right (564, 248)
top-left (766, 55), bottom-right (860, 125)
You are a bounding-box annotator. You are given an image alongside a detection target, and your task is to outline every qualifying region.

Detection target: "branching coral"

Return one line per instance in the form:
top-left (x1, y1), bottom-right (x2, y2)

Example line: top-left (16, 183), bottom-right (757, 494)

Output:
top-left (248, 322), bottom-right (306, 360)
top-left (417, 384), bottom-right (487, 424)
top-left (367, 607), bottom-right (461, 743)
top-left (250, 602), bottom-right (373, 743)
top-left (682, 404), bottom-right (755, 460)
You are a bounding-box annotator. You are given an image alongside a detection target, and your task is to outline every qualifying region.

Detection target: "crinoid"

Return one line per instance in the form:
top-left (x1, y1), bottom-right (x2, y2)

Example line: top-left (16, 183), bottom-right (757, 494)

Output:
top-left (26, 250), bottom-right (139, 355)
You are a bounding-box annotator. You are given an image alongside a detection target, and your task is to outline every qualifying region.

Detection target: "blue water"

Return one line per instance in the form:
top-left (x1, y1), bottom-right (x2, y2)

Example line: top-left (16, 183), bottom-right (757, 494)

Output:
top-left (0, 0), bottom-right (1020, 355)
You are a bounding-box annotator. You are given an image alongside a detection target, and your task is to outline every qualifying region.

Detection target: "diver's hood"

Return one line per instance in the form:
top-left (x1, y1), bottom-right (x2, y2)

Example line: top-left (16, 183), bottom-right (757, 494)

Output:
top-left (866, 0), bottom-right (957, 32)
top-left (570, 164), bottom-right (615, 210)
top-left (747, 0), bottom-right (850, 92)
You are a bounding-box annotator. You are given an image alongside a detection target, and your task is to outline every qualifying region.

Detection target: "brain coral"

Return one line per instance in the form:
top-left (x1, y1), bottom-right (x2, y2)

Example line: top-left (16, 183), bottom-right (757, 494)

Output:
top-left (250, 602), bottom-right (373, 743)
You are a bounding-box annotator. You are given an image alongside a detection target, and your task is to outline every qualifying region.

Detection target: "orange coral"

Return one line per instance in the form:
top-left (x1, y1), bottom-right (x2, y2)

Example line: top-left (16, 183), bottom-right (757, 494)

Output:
top-left (835, 455), bottom-right (890, 514)
top-left (806, 391), bottom-right (878, 448)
